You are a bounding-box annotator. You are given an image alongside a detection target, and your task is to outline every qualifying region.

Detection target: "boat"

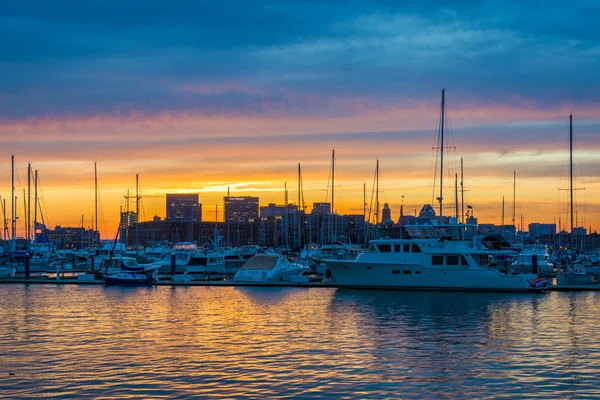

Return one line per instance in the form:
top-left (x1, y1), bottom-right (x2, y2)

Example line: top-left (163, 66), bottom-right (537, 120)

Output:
top-left (185, 249), bottom-right (227, 276)
top-left (555, 114), bottom-right (594, 287)
top-left (0, 263), bottom-right (16, 278)
top-left (325, 222), bottom-right (546, 291)
top-left (510, 245), bottom-right (557, 277)
top-left (325, 89), bottom-right (547, 292)
top-left (104, 270), bottom-right (157, 286)
top-left (102, 257), bottom-right (159, 286)
top-left (233, 253), bottom-right (311, 283)
top-left (556, 264), bottom-right (595, 286)
top-left (150, 242), bottom-right (198, 273)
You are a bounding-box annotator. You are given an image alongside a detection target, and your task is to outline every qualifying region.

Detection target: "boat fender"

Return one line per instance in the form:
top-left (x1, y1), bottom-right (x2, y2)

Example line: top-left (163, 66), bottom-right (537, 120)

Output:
top-left (530, 277), bottom-right (547, 287)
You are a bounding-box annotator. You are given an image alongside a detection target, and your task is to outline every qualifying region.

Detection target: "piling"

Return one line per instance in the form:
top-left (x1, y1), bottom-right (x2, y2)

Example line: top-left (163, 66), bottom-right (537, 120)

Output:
top-left (170, 254), bottom-right (176, 280)
top-left (24, 253), bottom-right (30, 279)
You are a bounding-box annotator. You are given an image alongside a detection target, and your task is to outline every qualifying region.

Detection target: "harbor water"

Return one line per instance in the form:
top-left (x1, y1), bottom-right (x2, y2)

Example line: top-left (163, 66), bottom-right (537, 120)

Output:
top-left (1, 285), bottom-right (600, 398)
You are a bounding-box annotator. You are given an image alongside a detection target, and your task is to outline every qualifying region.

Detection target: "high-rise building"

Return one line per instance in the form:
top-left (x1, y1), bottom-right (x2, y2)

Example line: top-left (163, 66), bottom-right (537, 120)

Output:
top-left (166, 193), bottom-right (201, 221)
top-left (224, 196), bottom-right (259, 223)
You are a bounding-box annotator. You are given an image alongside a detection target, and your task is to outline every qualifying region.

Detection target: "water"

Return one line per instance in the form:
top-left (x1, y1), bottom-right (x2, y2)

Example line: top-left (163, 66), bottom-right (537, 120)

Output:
top-left (1, 285), bottom-right (600, 398)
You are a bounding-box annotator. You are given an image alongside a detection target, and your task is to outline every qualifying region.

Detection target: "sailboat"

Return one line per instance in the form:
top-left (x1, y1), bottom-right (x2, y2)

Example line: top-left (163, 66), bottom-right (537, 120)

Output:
top-left (555, 114), bottom-right (595, 286)
top-left (324, 89), bottom-right (548, 291)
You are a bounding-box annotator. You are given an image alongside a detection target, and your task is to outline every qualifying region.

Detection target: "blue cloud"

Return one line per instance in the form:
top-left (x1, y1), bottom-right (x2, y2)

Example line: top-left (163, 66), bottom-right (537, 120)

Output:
top-left (1, 1), bottom-right (599, 119)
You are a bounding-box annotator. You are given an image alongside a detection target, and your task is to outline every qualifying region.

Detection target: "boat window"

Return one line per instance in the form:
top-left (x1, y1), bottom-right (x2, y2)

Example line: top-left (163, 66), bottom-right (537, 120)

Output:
top-left (432, 255), bottom-right (444, 265)
top-left (394, 244), bottom-right (401, 252)
top-left (377, 244), bottom-right (392, 253)
top-left (392, 270), bottom-right (401, 274)
top-left (415, 270), bottom-right (422, 274)
top-left (461, 256), bottom-right (469, 266)
top-left (403, 244), bottom-right (410, 252)
top-left (411, 244), bottom-right (421, 253)
top-left (403, 270), bottom-right (412, 274)
top-left (188, 257), bottom-right (208, 266)
top-left (446, 255), bottom-right (459, 265)
top-left (368, 244), bottom-right (377, 252)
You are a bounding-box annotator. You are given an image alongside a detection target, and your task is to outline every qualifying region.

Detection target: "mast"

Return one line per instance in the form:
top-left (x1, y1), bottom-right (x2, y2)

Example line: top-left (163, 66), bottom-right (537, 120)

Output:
top-left (569, 113), bottom-right (574, 249)
top-left (11, 155), bottom-right (15, 252)
top-left (22, 190), bottom-right (27, 238)
top-left (501, 196), bottom-right (505, 235)
top-left (363, 182), bottom-right (367, 247)
top-left (438, 88), bottom-right (445, 218)
top-left (375, 159), bottom-right (379, 225)
top-left (298, 163), bottom-right (301, 248)
top-left (331, 149), bottom-right (335, 242)
top-left (135, 173), bottom-right (139, 250)
top-left (512, 171), bottom-right (516, 232)
top-left (454, 173), bottom-right (458, 220)
top-left (94, 162), bottom-right (98, 237)
top-left (27, 163), bottom-right (31, 241)
top-left (460, 157), bottom-right (464, 224)
top-left (34, 170), bottom-right (38, 244)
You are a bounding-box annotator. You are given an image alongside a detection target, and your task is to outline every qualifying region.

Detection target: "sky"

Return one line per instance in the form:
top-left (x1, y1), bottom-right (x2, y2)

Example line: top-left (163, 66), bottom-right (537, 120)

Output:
top-left (1, 0), bottom-right (599, 239)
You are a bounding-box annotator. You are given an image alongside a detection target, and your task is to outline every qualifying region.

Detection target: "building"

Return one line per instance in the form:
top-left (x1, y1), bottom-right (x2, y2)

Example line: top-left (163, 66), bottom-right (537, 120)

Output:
top-left (224, 196), bottom-right (259, 223)
top-left (381, 203), bottom-right (393, 224)
top-left (260, 203), bottom-right (298, 218)
top-left (45, 226), bottom-right (100, 250)
top-left (166, 193), bottom-right (201, 221)
top-left (528, 223), bottom-right (556, 237)
top-left (312, 202), bottom-right (330, 215)
top-left (120, 211), bottom-right (137, 245)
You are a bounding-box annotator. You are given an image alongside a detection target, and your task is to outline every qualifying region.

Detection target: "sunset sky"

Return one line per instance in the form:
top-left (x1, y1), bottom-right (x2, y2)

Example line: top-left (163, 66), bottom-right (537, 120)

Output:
top-left (1, 1), bottom-right (599, 239)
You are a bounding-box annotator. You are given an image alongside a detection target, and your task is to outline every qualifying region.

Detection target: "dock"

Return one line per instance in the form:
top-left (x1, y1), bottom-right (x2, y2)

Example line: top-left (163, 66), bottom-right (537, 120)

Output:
top-left (0, 276), bottom-right (339, 288)
top-left (2, 276), bottom-right (600, 291)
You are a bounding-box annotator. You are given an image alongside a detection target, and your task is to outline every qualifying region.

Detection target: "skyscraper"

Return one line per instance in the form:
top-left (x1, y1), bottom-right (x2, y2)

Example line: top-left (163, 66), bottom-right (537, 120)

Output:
top-left (224, 196), bottom-right (259, 223)
top-left (166, 193), bottom-right (201, 221)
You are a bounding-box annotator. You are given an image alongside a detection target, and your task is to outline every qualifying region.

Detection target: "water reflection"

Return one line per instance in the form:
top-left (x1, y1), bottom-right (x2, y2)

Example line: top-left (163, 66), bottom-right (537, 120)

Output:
top-left (1, 286), bottom-right (600, 398)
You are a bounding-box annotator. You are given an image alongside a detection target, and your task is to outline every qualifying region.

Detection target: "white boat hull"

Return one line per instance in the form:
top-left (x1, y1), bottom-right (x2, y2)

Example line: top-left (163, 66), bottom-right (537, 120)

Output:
top-left (326, 260), bottom-right (540, 292)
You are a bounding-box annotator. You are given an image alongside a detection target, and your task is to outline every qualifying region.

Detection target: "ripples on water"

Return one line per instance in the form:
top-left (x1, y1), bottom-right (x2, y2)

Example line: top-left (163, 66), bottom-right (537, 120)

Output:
top-left (1, 285), bottom-right (599, 398)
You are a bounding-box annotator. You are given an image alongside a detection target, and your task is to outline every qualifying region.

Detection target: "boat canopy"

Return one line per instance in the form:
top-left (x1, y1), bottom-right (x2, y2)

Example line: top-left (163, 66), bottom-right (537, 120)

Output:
top-left (239, 254), bottom-right (279, 271)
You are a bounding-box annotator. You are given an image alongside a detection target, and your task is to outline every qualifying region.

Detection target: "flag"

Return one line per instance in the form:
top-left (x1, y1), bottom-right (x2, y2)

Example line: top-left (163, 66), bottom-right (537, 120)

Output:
top-left (467, 205), bottom-right (473, 209)
top-left (35, 222), bottom-right (46, 230)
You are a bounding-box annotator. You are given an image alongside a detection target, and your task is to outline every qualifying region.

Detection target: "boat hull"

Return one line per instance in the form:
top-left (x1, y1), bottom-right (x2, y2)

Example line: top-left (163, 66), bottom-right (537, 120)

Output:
top-left (104, 273), bottom-right (153, 286)
top-left (326, 260), bottom-right (541, 292)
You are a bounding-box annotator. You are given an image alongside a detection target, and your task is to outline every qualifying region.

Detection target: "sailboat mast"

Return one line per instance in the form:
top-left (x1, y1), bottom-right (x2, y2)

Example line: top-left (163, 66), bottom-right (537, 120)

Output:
top-left (94, 162), bottom-right (98, 235)
top-left (375, 159), bottom-right (379, 225)
top-left (460, 157), bottom-right (464, 224)
top-left (135, 173), bottom-right (139, 250)
top-left (298, 163), bottom-right (301, 248)
top-left (331, 149), bottom-right (335, 241)
top-left (454, 173), bottom-right (458, 219)
top-left (363, 182), bottom-right (366, 247)
top-left (439, 88), bottom-right (445, 219)
top-left (569, 113), bottom-right (574, 249)
top-left (34, 170), bottom-right (38, 244)
top-left (27, 163), bottom-right (31, 241)
top-left (11, 155), bottom-right (15, 251)
top-left (513, 171), bottom-right (516, 231)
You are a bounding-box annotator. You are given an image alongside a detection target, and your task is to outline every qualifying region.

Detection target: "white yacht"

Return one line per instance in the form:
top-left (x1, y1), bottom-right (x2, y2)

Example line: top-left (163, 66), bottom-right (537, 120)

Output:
top-left (186, 250), bottom-right (227, 276)
top-left (151, 242), bottom-right (198, 273)
top-left (325, 223), bottom-right (546, 292)
top-left (233, 253), bottom-right (311, 283)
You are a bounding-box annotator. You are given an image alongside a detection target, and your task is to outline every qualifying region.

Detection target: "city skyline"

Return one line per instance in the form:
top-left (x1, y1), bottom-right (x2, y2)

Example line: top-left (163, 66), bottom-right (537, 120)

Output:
top-left (1, 1), bottom-right (599, 239)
